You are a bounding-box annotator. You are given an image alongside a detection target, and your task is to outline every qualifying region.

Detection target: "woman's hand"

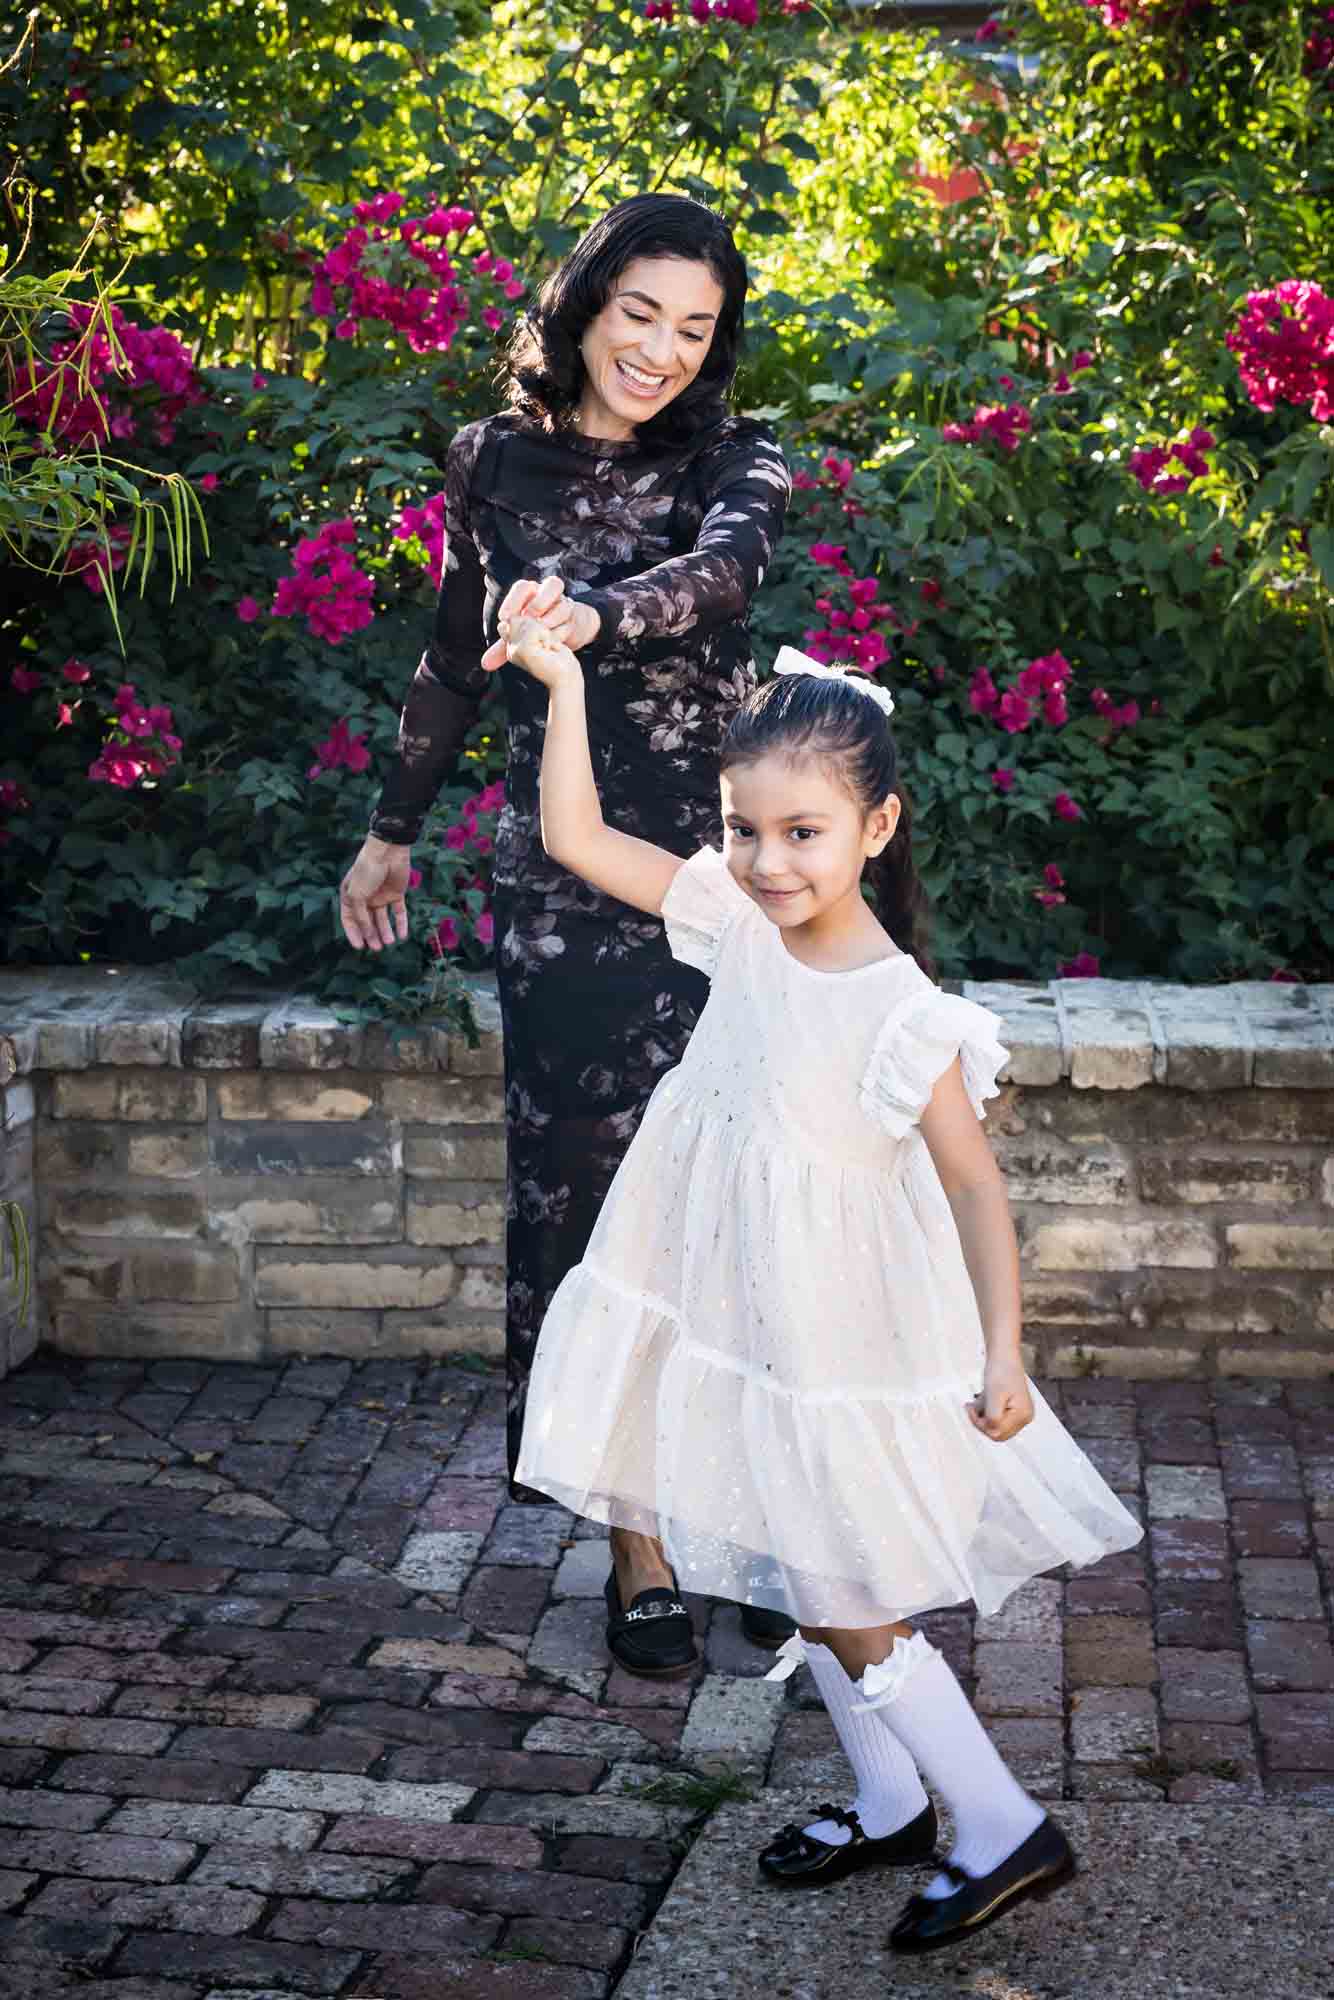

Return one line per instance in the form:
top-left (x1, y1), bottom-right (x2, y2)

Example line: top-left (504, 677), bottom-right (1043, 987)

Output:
top-left (968, 1354), bottom-right (1034, 1444)
top-left (340, 836), bottom-right (414, 952)
top-left (481, 575), bottom-right (600, 671)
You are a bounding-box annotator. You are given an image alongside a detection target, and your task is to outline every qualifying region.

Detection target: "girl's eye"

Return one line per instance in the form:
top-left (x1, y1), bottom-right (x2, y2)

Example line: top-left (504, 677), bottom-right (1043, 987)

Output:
top-left (729, 824), bottom-right (754, 841)
top-left (789, 827), bottom-right (818, 841)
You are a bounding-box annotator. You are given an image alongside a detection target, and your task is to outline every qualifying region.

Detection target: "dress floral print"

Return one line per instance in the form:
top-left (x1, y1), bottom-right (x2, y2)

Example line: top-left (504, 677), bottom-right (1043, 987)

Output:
top-left (372, 411), bottom-right (791, 1499)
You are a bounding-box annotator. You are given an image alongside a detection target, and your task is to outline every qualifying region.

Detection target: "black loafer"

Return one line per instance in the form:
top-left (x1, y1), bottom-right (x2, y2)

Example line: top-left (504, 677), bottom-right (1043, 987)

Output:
top-left (739, 1603), bottom-right (797, 1649)
top-left (889, 1816), bottom-right (1077, 1954)
top-left (604, 1570), bottom-right (698, 1679)
top-left (759, 1799), bottom-right (938, 1886)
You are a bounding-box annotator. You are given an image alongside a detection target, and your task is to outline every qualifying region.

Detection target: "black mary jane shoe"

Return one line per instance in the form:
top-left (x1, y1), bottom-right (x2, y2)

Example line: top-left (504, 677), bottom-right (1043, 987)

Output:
top-left (888, 1816), bottom-right (1077, 1955)
top-left (738, 1604), bottom-right (797, 1650)
top-left (759, 1799), bottom-right (938, 1888)
top-left (604, 1569), bottom-right (698, 1679)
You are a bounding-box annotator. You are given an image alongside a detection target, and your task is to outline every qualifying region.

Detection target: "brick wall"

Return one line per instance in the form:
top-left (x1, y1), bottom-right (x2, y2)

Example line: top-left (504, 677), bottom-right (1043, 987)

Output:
top-left (0, 1042), bottom-right (40, 1379)
top-left (1, 967), bottom-right (1332, 1379)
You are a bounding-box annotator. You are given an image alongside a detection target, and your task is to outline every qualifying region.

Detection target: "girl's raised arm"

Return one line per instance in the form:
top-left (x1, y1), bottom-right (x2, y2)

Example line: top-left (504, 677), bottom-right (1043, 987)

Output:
top-left (495, 617), bottom-right (684, 917)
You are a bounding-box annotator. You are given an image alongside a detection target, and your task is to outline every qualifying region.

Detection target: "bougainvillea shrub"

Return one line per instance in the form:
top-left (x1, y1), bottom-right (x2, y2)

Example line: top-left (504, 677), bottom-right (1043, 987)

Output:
top-left (2, 0), bottom-right (1330, 1009)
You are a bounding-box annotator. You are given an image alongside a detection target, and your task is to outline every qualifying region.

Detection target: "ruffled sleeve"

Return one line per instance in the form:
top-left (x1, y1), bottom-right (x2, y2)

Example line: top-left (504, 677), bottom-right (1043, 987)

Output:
top-left (860, 987), bottom-right (1009, 1139)
top-left (660, 846), bottom-right (751, 979)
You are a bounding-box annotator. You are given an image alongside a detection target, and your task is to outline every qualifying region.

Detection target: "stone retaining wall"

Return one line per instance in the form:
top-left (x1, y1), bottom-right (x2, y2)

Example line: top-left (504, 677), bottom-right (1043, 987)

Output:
top-left (1, 967), bottom-right (1332, 1381)
top-left (0, 1039), bottom-right (39, 1378)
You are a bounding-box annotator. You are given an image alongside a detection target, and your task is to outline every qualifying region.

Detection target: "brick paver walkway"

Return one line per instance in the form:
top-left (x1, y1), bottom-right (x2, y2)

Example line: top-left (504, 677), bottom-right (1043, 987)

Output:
top-left (0, 1354), bottom-right (1331, 1999)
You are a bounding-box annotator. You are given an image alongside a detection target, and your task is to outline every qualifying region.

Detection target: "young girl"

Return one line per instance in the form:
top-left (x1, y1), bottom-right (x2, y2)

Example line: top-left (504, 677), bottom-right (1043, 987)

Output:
top-left (498, 614), bottom-right (1142, 1956)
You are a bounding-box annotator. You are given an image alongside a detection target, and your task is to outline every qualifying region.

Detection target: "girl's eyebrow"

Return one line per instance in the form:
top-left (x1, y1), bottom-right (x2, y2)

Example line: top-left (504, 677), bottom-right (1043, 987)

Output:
top-left (724, 810), bottom-right (832, 824)
top-left (617, 288), bottom-right (719, 324)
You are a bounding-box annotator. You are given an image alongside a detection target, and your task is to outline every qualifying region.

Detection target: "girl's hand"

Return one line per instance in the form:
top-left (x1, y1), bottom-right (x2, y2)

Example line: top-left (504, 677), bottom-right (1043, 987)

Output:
top-left (481, 575), bottom-right (600, 671)
top-left (498, 615), bottom-right (582, 689)
top-left (340, 837), bottom-right (413, 952)
top-left (968, 1356), bottom-right (1034, 1443)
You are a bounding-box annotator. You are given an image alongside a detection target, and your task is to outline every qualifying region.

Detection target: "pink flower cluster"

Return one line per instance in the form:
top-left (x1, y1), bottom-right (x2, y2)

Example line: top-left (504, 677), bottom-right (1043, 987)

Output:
top-left (970, 650), bottom-right (1072, 733)
top-left (1091, 686), bottom-right (1141, 734)
top-left (88, 684), bottom-right (182, 789)
top-left (15, 303), bottom-right (202, 450)
top-left (433, 780), bottom-right (505, 957)
top-left (1127, 427), bottom-right (1215, 495)
top-left (793, 454), bottom-right (854, 495)
top-left (943, 403), bottom-right (1033, 452)
top-left (272, 520), bottom-right (375, 644)
top-left (1307, 10), bottom-right (1334, 74)
top-left (803, 551), bottom-right (915, 673)
top-left (393, 495), bottom-right (448, 588)
top-left (1035, 862), bottom-right (1066, 908)
top-left (1060, 951), bottom-right (1101, 978)
top-left (308, 719), bottom-right (371, 779)
top-left (311, 193), bottom-right (525, 353)
top-left (1049, 350), bottom-right (1095, 395)
top-left (1226, 281), bottom-right (1334, 422)
top-left (64, 524), bottom-right (131, 597)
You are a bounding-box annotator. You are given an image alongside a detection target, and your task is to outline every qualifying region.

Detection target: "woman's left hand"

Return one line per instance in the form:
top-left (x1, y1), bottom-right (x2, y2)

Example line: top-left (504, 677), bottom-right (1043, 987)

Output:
top-left (968, 1355), bottom-right (1034, 1443)
top-left (481, 575), bottom-right (601, 671)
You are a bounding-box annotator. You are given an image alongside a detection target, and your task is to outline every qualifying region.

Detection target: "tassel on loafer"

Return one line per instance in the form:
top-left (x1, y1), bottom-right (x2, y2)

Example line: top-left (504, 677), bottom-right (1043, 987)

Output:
top-left (759, 1799), bottom-right (938, 1887)
top-left (888, 1815), bottom-right (1077, 1955)
top-left (604, 1569), bottom-right (698, 1679)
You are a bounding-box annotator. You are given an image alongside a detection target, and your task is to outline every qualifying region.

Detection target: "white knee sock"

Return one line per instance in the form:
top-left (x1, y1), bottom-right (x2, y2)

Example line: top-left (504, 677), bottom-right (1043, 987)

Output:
top-left (859, 1634), bottom-right (1045, 1895)
top-left (801, 1641), bottom-right (930, 1845)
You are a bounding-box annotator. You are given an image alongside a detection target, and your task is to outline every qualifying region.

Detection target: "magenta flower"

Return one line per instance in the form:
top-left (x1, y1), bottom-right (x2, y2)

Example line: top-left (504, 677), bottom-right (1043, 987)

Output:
top-left (1227, 281), bottom-right (1334, 421)
top-left (0, 780), bottom-right (31, 812)
top-left (273, 519), bottom-right (375, 644)
top-left (236, 596), bottom-right (261, 624)
top-left (969, 668), bottom-right (1000, 716)
top-left (61, 659), bottom-right (91, 684)
top-left (992, 767), bottom-right (1016, 794)
top-left (10, 667), bottom-right (42, 694)
top-left (1052, 792), bottom-right (1082, 821)
top-left (88, 750), bottom-right (145, 789)
top-left (1059, 951), bottom-right (1101, 979)
top-left (308, 718), bottom-right (371, 778)
top-left (475, 910), bottom-right (495, 946)
top-left (434, 917), bottom-right (460, 954)
top-left (996, 689), bottom-right (1034, 734)
top-left (1043, 863), bottom-right (1066, 889)
top-left (482, 307), bottom-right (504, 333)
top-left (199, 473), bottom-right (219, 493)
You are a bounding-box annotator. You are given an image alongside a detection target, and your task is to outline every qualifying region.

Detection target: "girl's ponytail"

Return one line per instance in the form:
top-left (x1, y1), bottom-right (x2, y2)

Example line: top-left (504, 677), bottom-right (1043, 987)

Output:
top-left (866, 790), bottom-right (934, 980)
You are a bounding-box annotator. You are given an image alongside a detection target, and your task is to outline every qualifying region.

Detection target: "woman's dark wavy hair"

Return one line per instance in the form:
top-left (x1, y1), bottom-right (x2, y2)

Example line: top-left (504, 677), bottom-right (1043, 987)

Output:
top-left (720, 674), bottom-right (934, 977)
top-left (503, 193), bottom-right (748, 446)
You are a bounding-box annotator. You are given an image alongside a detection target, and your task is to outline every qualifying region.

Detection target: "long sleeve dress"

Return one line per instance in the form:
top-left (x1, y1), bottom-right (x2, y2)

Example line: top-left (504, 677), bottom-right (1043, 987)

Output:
top-left (370, 411), bottom-right (792, 1500)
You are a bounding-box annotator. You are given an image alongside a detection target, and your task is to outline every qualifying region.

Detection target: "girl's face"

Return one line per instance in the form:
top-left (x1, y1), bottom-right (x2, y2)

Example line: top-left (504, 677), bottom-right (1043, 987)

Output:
top-left (577, 255), bottom-right (724, 440)
top-left (720, 752), bottom-right (900, 936)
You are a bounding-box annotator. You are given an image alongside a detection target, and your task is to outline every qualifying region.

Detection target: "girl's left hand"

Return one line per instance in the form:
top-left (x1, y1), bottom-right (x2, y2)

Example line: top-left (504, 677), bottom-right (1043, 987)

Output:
top-left (968, 1356), bottom-right (1034, 1443)
top-left (481, 576), bottom-right (601, 671)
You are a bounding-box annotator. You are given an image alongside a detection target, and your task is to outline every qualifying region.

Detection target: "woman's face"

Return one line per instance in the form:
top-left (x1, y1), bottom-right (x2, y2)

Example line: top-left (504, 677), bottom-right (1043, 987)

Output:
top-left (577, 254), bottom-right (725, 439)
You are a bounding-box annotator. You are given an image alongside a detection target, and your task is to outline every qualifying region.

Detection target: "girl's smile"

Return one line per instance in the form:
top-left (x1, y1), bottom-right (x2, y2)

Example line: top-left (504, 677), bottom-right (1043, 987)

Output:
top-left (720, 752), bottom-right (899, 961)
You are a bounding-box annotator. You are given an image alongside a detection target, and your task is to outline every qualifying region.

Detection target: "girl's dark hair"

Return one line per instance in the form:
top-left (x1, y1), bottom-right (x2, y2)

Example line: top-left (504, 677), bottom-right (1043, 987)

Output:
top-left (503, 194), bottom-right (748, 446)
top-left (720, 674), bottom-right (934, 977)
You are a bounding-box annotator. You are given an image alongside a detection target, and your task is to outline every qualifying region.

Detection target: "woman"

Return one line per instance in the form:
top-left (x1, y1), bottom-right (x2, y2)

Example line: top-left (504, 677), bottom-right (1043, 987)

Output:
top-left (340, 193), bottom-right (792, 1673)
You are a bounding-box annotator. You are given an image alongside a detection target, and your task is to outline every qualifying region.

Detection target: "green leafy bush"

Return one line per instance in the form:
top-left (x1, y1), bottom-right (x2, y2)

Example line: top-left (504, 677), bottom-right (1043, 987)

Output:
top-left (2, 0), bottom-right (1330, 1005)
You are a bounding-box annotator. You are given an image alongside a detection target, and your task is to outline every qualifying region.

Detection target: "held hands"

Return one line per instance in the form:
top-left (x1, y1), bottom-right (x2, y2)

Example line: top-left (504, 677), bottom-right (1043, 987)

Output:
top-left (494, 614), bottom-right (582, 690)
top-left (967, 1354), bottom-right (1035, 1444)
top-left (340, 837), bottom-right (413, 952)
top-left (480, 575), bottom-right (600, 672)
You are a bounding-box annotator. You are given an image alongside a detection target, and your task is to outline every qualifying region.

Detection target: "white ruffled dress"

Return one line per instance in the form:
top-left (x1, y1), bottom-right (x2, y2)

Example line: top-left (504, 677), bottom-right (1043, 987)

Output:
top-left (515, 847), bottom-right (1142, 1626)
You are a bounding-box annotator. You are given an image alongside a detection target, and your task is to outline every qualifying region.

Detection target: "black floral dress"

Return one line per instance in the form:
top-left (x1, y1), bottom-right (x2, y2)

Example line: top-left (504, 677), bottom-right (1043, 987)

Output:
top-left (371, 411), bottom-right (791, 1499)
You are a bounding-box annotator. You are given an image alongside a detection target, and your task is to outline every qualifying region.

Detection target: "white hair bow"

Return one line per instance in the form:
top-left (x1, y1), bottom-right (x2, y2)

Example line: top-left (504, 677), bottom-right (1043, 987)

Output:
top-left (772, 645), bottom-right (895, 718)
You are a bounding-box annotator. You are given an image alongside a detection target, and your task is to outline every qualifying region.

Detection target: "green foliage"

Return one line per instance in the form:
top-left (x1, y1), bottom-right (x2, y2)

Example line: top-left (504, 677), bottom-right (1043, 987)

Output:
top-left (2, 0), bottom-right (1331, 1006)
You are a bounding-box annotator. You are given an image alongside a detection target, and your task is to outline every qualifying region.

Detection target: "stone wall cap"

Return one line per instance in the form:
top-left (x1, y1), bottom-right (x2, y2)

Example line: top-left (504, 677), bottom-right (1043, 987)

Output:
top-left (1, 968), bottom-right (1331, 1087)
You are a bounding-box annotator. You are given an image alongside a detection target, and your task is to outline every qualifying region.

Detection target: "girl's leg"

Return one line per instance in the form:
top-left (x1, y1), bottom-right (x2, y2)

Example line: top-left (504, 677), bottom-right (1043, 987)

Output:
top-left (822, 1620), bottom-right (1045, 1895)
top-left (795, 1623), bottom-right (929, 1845)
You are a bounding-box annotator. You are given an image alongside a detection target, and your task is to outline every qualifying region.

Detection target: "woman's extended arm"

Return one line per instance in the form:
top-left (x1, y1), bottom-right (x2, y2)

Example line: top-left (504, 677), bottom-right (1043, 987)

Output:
top-left (498, 618), bottom-right (684, 916)
top-left (919, 1060), bottom-right (1033, 1444)
top-left (483, 427), bottom-right (791, 668)
top-left (342, 426), bottom-right (488, 951)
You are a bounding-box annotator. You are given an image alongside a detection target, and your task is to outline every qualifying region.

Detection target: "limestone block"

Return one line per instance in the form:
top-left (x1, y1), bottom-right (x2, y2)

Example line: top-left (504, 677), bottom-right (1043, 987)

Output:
top-left (1247, 1010), bottom-right (1334, 1089)
top-left (380, 1076), bottom-right (505, 1126)
top-left (1066, 1009), bottom-right (1155, 1091)
top-left (1047, 1343), bottom-right (1206, 1379)
top-left (51, 1071), bottom-right (206, 1123)
top-left (129, 1245), bottom-right (242, 1304)
top-left (1226, 1225), bottom-right (1334, 1270)
top-left (259, 999), bottom-right (366, 1071)
top-left (210, 1180), bottom-right (402, 1245)
top-left (211, 1124), bottom-right (396, 1177)
top-left (52, 1305), bottom-right (265, 1361)
top-left (994, 1140), bottom-right (1130, 1205)
top-left (375, 1313), bottom-right (504, 1358)
top-left (216, 1073), bottom-right (376, 1120)
top-left (262, 1310), bottom-right (383, 1358)
top-left (182, 998), bottom-right (269, 1070)
top-left (1138, 1154), bottom-right (1311, 1207)
top-left (1218, 1345), bottom-right (1334, 1378)
top-left (254, 1253), bottom-right (458, 1310)
top-left (38, 1124), bottom-right (121, 1180)
top-left (403, 1130), bottom-right (507, 1180)
top-left (405, 1190), bottom-right (505, 1248)
top-left (678, 1673), bottom-right (786, 1777)
top-left (126, 1131), bottom-right (209, 1178)
top-left (1030, 1219), bottom-right (1217, 1271)
top-left (49, 1187), bottom-right (207, 1239)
